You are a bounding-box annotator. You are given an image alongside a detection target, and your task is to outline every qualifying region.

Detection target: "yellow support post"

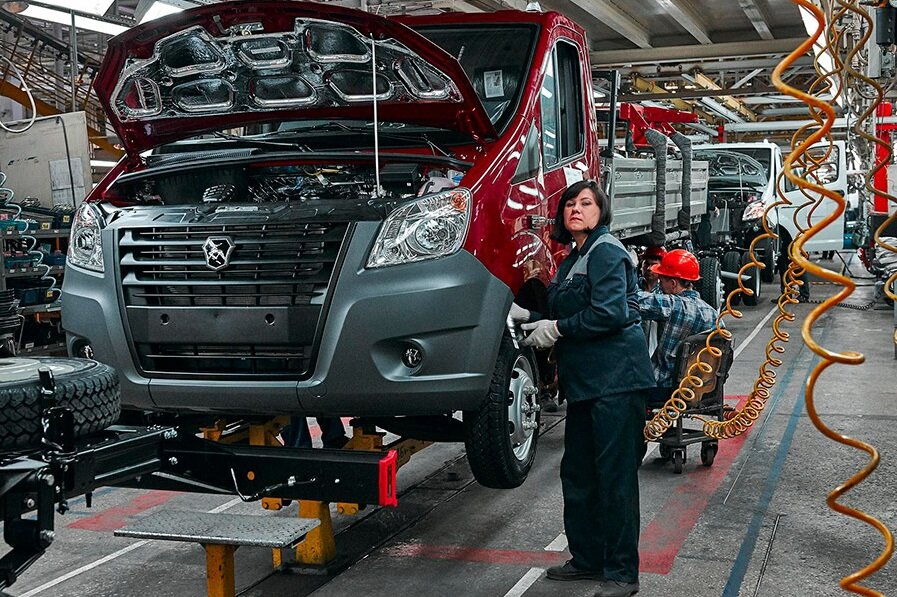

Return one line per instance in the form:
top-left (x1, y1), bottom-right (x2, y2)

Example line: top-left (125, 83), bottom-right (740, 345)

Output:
top-left (293, 500), bottom-right (336, 566)
top-left (246, 417), bottom-right (289, 569)
top-left (204, 544), bottom-right (236, 597)
top-left (248, 418), bottom-right (289, 512)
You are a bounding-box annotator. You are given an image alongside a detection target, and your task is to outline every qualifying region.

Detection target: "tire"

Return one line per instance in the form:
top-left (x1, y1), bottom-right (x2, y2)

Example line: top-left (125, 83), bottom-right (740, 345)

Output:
top-left (757, 237), bottom-right (776, 284)
top-left (672, 449), bottom-right (684, 474)
top-left (700, 442), bottom-right (717, 467)
top-left (464, 333), bottom-right (540, 489)
top-left (741, 251), bottom-right (761, 306)
top-left (658, 443), bottom-right (672, 461)
top-left (722, 251), bottom-right (742, 307)
top-left (0, 358), bottom-right (120, 452)
top-left (697, 256), bottom-right (722, 311)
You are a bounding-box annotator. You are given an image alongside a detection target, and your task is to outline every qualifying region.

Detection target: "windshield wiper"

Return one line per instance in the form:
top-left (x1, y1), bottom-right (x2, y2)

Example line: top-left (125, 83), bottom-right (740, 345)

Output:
top-left (252, 123), bottom-right (453, 158)
top-left (212, 131), bottom-right (313, 151)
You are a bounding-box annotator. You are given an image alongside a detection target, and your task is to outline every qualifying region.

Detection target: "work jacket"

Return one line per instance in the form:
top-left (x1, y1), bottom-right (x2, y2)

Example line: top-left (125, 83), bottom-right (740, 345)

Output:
top-left (533, 226), bottom-right (655, 403)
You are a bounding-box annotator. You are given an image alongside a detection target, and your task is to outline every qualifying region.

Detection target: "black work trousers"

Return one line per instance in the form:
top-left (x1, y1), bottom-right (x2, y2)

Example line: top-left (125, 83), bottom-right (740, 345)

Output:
top-left (561, 390), bottom-right (646, 584)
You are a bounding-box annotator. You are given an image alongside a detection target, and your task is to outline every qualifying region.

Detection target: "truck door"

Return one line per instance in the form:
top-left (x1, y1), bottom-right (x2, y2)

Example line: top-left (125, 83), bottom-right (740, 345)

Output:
top-left (538, 38), bottom-right (589, 225)
top-left (780, 141), bottom-right (848, 252)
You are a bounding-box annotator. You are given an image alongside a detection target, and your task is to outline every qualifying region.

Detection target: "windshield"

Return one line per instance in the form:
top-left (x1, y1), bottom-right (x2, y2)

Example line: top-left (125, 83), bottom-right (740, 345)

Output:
top-left (413, 24), bottom-right (538, 132)
top-left (695, 147), bottom-right (773, 188)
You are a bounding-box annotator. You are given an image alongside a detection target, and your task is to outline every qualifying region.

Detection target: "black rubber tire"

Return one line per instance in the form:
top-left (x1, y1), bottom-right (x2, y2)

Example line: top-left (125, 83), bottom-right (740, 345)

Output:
top-left (757, 237), bottom-right (776, 284)
top-left (0, 358), bottom-right (120, 452)
top-left (658, 443), bottom-right (672, 461)
top-left (722, 251), bottom-right (742, 307)
top-left (741, 251), bottom-right (761, 306)
top-left (672, 450), bottom-right (684, 474)
top-left (463, 333), bottom-right (540, 489)
top-left (697, 256), bottom-right (722, 311)
top-left (700, 442), bottom-right (717, 467)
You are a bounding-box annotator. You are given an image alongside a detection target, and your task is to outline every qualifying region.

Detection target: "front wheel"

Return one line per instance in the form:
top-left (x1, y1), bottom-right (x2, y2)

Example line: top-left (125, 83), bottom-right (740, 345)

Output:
top-left (697, 256), bottom-right (723, 311)
top-left (463, 333), bottom-right (540, 489)
top-left (722, 251), bottom-right (742, 307)
top-left (741, 251), bottom-right (762, 306)
top-left (757, 237), bottom-right (776, 283)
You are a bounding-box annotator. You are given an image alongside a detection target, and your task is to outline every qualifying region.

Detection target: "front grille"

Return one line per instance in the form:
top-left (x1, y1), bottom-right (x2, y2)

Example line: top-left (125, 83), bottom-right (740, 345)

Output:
top-left (118, 221), bottom-right (348, 377)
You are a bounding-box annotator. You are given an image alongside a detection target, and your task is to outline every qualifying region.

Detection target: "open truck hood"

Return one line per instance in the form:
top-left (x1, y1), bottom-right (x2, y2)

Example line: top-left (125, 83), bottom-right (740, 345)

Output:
top-left (95, 0), bottom-right (497, 156)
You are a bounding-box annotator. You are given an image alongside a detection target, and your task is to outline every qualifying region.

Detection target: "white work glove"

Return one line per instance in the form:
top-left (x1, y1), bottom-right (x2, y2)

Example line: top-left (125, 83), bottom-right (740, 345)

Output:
top-left (508, 303), bottom-right (531, 323)
top-left (520, 320), bottom-right (561, 349)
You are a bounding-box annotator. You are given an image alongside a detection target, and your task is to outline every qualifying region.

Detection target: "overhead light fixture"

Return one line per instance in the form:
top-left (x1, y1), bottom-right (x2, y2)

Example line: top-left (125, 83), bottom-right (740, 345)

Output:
top-left (20, 5), bottom-right (127, 35)
top-left (139, 1), bottom-right (183, 24)
top-left (26, 0), bottom-right (114, 16)
top-left (0, 1), bottom-right (29, 14)
top-left (90, 159), bottom-right (118, 168)
top-left (4, 0), bottom-right (127, 35)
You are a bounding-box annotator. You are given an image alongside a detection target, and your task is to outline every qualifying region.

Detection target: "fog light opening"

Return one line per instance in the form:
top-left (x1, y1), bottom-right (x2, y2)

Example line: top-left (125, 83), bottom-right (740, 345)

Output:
top-left (402, 345), bottom-right (423, 369)
top-left (74, 341), bottom-right (94, 359)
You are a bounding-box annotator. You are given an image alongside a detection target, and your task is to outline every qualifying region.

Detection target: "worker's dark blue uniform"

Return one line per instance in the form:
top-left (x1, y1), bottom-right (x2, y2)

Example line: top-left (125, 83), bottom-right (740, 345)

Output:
top-left (534, 225), bottom-right (654, 584)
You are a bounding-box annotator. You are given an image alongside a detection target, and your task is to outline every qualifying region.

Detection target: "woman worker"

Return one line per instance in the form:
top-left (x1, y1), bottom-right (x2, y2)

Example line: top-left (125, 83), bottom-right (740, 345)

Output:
top-left (510, 180), bottom-right (655, 597)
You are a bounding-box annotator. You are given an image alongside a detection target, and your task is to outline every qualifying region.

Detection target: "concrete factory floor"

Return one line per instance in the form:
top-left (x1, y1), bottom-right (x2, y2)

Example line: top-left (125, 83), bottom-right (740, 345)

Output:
top-left (8, 253), bottom-right (896, 597)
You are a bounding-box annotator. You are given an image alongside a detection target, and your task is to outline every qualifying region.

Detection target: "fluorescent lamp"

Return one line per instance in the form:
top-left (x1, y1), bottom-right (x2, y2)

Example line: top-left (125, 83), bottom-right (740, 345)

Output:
top-left (90, 160), bottom-right (118, 168)
top-left (139, 1), bottom-right (182, 24)
top-left (21, 5), bottom-right (128, 35)
top-left (27, 0), bottom-right (114, 16)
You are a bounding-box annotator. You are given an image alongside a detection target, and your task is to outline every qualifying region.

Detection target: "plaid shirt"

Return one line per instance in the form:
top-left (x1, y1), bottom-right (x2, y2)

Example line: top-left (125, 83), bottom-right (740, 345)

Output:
top-left (636, 289), bottom-right (720, 387)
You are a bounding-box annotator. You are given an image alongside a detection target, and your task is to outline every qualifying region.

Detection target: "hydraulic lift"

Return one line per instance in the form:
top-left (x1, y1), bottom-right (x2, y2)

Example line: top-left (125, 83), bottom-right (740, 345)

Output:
top-left (0, 371), bottom-right (407, 597)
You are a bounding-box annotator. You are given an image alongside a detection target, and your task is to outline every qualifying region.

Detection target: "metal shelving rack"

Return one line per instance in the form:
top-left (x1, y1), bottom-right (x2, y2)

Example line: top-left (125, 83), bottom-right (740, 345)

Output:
top-left (0, 228), bottom-right (69, 357)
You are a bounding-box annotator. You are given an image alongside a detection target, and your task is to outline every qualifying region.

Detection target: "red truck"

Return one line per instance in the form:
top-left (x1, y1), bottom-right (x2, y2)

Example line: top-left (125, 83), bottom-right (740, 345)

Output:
top-left (63, 1), bottom-right (707, 489)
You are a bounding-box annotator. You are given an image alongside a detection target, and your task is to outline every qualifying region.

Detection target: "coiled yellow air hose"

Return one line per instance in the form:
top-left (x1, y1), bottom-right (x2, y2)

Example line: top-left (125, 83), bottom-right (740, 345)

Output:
top-left (644, 5), bottom-right (850, 441)
top-left (644, 0), bottom-right (861, 444)
top-left (772, 1), bottom-right (894, 594)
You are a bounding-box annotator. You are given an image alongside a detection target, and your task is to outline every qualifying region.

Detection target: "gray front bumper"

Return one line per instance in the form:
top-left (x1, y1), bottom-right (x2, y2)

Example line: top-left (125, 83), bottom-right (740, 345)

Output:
top-left (63, 221), bottom-right (512, 416)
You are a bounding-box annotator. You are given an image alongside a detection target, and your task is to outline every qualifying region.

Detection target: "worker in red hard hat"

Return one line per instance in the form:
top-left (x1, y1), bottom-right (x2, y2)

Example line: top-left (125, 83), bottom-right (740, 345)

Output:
top-left (638, 246), bottom-right (667, 292)
top-left (635, 249), bottom-right (720, 404)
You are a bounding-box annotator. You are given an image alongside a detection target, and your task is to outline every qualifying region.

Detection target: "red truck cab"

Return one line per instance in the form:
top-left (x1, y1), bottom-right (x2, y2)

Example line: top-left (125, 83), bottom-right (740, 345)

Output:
top-left (63, 1), bottom-right (656, 489)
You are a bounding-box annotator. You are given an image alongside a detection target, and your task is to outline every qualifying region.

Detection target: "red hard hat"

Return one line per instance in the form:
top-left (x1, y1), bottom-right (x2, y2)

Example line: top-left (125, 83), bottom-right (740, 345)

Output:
top-left (650, 249), bottom-right (701, 281)
top-left (641, 246), bottom-right (667, 261)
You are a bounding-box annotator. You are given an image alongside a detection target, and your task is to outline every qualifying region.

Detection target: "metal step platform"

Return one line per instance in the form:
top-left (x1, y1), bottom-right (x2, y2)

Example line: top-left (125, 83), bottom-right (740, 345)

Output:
top-left (116, 510), bottom-right (320, 597)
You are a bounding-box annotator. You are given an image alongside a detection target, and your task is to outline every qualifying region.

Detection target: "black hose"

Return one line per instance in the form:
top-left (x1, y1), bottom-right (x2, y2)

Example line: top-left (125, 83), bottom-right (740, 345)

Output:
top-left (55, 116), bottom-right (77, 208)
top-left (644, 128), bottom-right (669, 246)
top-left (670, 131), bottom-right (692, 232)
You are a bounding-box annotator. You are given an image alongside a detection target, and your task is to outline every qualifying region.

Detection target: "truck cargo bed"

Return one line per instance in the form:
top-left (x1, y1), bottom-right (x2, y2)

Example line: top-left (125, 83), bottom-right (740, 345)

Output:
top-left (608, 156), bottom-right (709, 240)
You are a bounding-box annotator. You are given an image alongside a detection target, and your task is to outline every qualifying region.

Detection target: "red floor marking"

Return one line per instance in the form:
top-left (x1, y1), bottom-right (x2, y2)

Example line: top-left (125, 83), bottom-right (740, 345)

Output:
top-left (381, 397), bottom-right (754, 575)
top-left (67, 490), bottom-right (178, 532)
top-left (639, 395), bottom-right (752, 575)
top-left (385, 543), bottom-right (568, 567)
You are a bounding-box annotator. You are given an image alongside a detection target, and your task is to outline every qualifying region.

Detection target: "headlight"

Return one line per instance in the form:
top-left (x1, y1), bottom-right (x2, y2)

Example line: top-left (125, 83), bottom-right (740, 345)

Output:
top-left (68, 203), bottom-right (105, 272)
top-left (367, 188), bottom-right (471, 268)
top-left (742, 199), bottom-right (766, 222)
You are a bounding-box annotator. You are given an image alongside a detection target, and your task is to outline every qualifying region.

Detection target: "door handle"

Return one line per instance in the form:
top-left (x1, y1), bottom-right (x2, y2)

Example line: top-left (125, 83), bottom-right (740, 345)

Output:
top-left (528, 215), bottom-right (549, 230)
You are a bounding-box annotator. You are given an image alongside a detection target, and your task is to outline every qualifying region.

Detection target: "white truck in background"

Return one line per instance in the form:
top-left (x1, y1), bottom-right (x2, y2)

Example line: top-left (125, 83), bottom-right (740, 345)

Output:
top-left (692, 140), bottom-right (848, 304)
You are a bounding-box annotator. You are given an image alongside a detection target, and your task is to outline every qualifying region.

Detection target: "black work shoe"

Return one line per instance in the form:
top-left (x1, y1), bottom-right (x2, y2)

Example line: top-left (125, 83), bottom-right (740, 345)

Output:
top-left (594, 580), bottom-right (640, 597)
top-left (546, 560), bottom-right (604, 581)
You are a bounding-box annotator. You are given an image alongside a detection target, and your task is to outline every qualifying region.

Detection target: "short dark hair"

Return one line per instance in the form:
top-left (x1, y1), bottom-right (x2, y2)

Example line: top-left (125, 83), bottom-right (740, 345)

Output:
top-left (550, 180), bottom-right (613, 244)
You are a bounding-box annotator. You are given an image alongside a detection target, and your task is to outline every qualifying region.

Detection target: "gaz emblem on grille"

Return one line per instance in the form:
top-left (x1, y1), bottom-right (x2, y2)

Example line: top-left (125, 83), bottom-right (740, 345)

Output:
top-left (202, 236), bottom-right (235, 271)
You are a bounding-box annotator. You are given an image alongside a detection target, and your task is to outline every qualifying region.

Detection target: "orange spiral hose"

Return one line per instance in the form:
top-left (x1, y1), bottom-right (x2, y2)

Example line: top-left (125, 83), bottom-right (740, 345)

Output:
top-left (643, 42), bottom-right (836, 442)
top-left (773, 1), bottom-right (894, 594)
